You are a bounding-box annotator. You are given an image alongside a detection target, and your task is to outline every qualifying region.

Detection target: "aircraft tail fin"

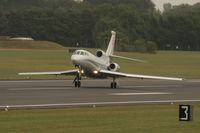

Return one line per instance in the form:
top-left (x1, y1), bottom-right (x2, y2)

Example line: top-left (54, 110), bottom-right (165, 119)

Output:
top-left (106, 31), bottom-right (116, 55)
top-left (106, 31), bottom-right (146, 63)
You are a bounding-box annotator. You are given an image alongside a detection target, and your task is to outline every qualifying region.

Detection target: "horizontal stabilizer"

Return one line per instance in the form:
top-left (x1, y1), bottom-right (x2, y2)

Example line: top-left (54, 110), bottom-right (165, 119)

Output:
top-left (110, 55), bottom-right (147, 63)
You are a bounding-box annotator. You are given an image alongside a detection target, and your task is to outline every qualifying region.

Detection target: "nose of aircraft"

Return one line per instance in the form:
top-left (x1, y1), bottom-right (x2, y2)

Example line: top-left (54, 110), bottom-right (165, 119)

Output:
top-left (71, 55), bottom-right (79, 65)
top-left (71, 55), bottom-right (88, 66)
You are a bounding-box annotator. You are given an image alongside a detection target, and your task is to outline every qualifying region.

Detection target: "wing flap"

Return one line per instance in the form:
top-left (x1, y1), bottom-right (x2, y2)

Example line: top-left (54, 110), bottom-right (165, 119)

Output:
top-left (100, 70), bottom-right (183, 81)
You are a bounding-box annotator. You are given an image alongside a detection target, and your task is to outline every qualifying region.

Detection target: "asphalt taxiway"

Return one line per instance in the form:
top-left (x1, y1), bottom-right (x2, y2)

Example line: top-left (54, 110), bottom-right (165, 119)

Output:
top-left (0, 79), bottom-right (200, 109)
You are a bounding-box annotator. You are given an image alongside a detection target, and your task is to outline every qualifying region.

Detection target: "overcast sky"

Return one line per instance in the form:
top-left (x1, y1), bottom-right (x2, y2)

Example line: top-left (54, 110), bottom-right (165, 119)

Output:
top-left (151, 0), bottom-right (200, 10)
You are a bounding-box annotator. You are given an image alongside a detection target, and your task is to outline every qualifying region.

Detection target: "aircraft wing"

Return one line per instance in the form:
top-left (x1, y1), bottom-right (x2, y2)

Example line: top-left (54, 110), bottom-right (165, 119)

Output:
top-left (100, 70), bottom-right (183, 81)
top-left (18, 69), bottom-right (78, 76)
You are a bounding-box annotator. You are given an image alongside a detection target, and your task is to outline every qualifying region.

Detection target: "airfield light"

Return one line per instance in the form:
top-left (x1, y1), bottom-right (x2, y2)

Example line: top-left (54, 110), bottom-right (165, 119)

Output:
top-left (5, 106), bottom-right (9, 111)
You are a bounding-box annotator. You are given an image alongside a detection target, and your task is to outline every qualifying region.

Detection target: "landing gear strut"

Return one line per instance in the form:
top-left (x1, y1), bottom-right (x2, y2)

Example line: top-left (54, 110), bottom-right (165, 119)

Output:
top-left (110, 77), bottom-right (117, 88)
top-left (73, 65), bottom-right (82, 88)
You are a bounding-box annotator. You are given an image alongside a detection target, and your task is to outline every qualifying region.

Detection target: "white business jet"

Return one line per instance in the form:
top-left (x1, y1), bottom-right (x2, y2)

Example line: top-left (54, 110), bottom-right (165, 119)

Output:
top-left (19, 31), bottom-right (182, 88)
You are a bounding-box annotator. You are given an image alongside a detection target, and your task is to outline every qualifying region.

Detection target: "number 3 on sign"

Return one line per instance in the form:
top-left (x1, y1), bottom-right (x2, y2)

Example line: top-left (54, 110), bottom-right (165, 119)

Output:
top-left (179, 105), bottom-right (192, 121)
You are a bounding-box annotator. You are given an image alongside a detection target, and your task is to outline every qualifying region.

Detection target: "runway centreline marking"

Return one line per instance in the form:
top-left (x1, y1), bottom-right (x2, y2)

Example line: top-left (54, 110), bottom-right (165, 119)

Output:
top-left (7, 86), bottom-right (180, 91)
top-left (186, 79), bottom-right (200, 83)
top-left (109, 92), bottom-right (172, 96)
top-left (119, 85), bottom-right (181, 88)
top-left (1, 100), bottom-right (200, 109)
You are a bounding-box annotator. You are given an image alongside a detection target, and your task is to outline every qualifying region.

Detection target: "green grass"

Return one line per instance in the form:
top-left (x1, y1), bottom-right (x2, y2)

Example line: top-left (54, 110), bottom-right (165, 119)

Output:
top-left (0, 49), bottom-right (200, 80)
top-left (0, 105), bottom-right (200, 133)
top-left (0, 49), bottom-right (72, 80)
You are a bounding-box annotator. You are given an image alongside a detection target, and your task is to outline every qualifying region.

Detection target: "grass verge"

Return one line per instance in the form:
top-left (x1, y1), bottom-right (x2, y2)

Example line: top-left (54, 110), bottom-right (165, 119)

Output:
top-left (0, 104), bottom-right (200, 133)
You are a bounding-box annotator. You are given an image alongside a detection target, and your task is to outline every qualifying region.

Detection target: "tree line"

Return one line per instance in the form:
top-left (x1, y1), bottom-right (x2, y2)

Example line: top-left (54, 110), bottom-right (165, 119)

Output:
top-left (0, 0), bottom-right (200, 51)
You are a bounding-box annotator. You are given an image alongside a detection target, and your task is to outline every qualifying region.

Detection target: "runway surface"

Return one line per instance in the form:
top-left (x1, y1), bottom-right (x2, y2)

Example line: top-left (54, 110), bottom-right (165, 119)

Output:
top-left (0, 79), bottom-right (200, 109)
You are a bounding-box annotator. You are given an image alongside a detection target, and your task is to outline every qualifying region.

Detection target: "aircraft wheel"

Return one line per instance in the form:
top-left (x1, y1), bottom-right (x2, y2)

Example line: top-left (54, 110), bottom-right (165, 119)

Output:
top-left (77, 81), bottom-right (81, 88)
top-left (74, 81), bottom-right (81, 87)
top-left (75, 81), bottom-right (78, 87)
top-left (111, 82), bottom-right (117, 88)
top-left (111, 82), bottom-right (113, 88)
top-left (113, 82), bottom-right (117, 88)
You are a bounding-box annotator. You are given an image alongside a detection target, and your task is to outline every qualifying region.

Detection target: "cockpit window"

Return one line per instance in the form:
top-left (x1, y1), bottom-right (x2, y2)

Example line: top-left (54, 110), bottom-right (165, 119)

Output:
top-left (80, 51), bottom-right (84, 55)
top-left (73, 50), bottom-right (89, 56)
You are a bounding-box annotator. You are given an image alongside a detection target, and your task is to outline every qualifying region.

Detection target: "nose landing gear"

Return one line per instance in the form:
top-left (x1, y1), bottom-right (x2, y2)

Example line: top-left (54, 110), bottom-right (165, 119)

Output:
top-left (73, 74), bottom-right (81, 88)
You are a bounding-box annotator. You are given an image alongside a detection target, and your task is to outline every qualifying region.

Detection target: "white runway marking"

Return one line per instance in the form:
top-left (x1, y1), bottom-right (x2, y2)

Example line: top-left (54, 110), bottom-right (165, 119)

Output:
top-left (109, 92), bottom-right (172, 96)
top-left (121, 85), bottom-right (181, 88)
top-left (186, 79), bottom-right (200, 83)
top-left (1, 100), bottom-right (200, 109)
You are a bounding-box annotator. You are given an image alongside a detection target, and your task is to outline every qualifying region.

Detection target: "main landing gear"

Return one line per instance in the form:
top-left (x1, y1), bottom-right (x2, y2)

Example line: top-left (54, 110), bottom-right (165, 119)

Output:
top-left (110, 77), bottom-right (117, 88)
top-left (75, 80), bottom-right (81, 87)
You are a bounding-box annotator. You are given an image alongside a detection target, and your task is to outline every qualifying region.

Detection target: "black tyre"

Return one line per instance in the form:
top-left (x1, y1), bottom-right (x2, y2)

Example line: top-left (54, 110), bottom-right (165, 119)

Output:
top-left (113, 82), bottom-right (117, 88)
top-left (75, 81), bottom-right (78, 87)
top-left (111, 82), bottom-right (113, 88)
top-left (78, 81), bottom-right (81, 87)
